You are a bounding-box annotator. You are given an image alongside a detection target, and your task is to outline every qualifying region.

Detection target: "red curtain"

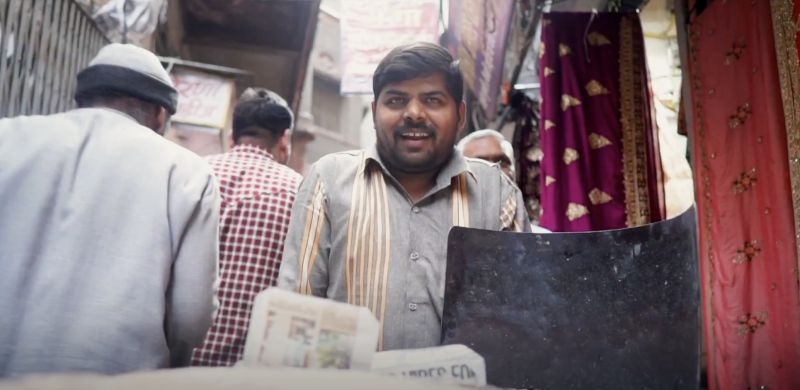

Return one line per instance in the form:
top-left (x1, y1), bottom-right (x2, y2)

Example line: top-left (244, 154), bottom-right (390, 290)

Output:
top-left (688, 1), bottom-right (800, 388)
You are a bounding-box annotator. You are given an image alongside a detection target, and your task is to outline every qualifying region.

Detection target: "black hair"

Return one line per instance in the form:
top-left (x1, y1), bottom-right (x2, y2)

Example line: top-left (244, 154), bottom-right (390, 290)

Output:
top-left (232, 98), bottom-right (293, 145)
top-left (372, 42), bottom-right (463, 102)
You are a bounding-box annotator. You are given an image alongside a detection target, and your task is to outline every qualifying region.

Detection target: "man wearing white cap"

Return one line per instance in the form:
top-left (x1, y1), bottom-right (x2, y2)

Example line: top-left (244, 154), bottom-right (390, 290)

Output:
top-left (0, 44), bottom-right (220, 376)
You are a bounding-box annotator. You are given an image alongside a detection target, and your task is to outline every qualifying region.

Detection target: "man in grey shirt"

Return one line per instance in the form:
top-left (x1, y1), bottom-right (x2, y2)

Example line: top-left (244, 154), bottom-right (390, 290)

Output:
top-left (0, 44), bottom-right (220, 376)
top-left (278, 43), bottom-right (529, 351)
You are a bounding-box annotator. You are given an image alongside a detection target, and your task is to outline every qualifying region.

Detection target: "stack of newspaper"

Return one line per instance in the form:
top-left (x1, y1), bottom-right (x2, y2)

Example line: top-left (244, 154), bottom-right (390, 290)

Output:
top-left (241, 288), bottom-right (379, 370)
top-left (241, 289), bottom-right (486, 387)
top-left (371, 344), bottom-right (486, 387)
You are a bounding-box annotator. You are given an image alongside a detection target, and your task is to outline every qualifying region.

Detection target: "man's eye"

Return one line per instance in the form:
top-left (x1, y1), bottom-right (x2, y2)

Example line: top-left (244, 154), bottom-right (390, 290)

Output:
top-left (426, 97), bottom-right (442, 105)
top-left (387, 97), bottom-right (405, 105)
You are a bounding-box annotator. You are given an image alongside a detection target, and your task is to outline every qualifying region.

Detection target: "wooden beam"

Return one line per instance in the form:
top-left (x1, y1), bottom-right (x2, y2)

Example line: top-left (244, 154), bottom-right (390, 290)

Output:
top-left (291, 0), bottom-right (321, 115)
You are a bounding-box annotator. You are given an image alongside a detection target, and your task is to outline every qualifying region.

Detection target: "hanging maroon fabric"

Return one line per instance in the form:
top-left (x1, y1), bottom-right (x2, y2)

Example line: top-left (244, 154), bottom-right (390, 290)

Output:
top-left (538, 12), bottom-right (665, 232)
top-left (688, 0), bottom-right (800, 389)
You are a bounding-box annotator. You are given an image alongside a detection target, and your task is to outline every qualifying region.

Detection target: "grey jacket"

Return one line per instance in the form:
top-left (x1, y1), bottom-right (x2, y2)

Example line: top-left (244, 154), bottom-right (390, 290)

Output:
top-left (0, 108), bottom-right (220, 377)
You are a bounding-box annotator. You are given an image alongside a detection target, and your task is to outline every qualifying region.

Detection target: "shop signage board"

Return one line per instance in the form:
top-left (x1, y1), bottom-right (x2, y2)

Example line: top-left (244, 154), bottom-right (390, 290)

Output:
top-left (171, 68), bottom-right (235, 129)
top-left (166, 66), bottom-right (237, 156)
top-left (341, 0), bottom-right (439, 95)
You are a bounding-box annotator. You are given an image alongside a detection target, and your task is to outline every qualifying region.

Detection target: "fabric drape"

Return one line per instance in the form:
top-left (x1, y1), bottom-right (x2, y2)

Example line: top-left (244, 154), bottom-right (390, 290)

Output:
top-left (538, 12), bottom-right (665, 232)
top-left (513, 96), bottom-right (544, 224)
top-left (688, 1), bottom-right (800, 388)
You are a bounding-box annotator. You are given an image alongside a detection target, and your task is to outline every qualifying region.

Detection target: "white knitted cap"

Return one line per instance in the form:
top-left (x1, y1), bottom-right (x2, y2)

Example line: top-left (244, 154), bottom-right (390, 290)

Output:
top-left (88, 43), bottom-right (174, 88)
top-left (76, 43), bottom-right (178, 113)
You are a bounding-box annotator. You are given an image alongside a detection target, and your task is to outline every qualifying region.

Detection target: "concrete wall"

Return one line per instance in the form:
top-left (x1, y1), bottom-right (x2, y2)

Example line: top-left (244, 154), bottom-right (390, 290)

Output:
top-left (299, 0), bottom-right (372, 165)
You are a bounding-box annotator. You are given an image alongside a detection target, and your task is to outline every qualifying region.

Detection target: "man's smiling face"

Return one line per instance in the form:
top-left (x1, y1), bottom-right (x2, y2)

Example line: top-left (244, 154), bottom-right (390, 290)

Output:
top-left (372, 72), bottom-right (466, 175)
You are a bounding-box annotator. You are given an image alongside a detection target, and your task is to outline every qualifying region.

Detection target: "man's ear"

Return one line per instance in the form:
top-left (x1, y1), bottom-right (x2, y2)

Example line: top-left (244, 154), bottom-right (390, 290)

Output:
top-left (275, 129), bottom-right (292, 165)
top-left (155, 107), bottom-right (170, 135)
top-left (225, 130), bottom-right (234, 149)
top-left (457, 100), bottom-right (468, 138)
top-left (371, 100), bottom-right (377, 125)
top-left (280, 129), bottom-right (292, 149)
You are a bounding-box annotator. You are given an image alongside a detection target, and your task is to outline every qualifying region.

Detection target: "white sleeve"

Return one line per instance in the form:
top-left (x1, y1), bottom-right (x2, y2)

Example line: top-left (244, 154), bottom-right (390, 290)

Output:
top-left (164, 165), bottom-right (221, 367)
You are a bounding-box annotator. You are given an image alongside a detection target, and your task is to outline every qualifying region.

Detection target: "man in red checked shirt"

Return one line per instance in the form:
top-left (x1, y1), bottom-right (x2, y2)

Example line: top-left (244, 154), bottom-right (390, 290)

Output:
top-left (192, 89), bottom-right (303, 366)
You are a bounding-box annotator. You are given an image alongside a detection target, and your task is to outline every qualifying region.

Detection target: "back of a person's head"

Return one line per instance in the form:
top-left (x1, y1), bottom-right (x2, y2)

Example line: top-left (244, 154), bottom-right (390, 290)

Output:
top-left (372, 42), bottom-right (463, 102)
top-left (239, 87), bottom-right (290, 108)
top-left (232, 98), bottom-right (294, 146)
top-left (75, 44), bottom-right (177, 113)
top-left (74, 44), bottom-right (177, 133)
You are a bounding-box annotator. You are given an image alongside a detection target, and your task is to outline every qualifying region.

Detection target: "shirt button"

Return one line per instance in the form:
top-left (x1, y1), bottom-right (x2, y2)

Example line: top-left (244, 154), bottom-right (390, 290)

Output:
top-left (408, 303), bottom-right (418, 311)
top-left (412, 206), bottom-right (420, 213)
top-left (410, 251), bottom-right (420, 260)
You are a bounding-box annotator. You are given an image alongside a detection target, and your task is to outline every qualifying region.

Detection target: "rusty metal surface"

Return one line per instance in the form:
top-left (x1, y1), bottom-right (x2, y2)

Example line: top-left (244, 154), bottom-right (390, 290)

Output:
top-left (1, 0), bottom-right (107, 118)
top-left (442, 206), bottom-right (700, 389)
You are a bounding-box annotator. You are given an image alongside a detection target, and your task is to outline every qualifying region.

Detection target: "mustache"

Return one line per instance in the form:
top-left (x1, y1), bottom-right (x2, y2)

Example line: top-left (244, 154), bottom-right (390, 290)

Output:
top-left (393, 123), bottom-right (436, 137)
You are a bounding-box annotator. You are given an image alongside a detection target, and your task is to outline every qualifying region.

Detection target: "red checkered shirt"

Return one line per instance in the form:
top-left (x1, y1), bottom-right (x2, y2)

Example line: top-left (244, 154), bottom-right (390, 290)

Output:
top-left (192, 144), bottom-right (302, 366)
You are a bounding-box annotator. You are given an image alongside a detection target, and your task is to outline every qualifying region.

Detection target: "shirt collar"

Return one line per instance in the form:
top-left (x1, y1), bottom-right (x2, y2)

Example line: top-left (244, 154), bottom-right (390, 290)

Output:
top-left (231, 144), bottom-right (274, 160)
top-left (364, 143), bottom-right (474, 191)
top-left (92, 107), bottom-right (143, 127)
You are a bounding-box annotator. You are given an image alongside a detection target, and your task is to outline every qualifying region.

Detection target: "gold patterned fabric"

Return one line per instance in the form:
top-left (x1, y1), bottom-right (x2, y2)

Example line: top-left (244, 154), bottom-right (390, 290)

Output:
top-left (727, 102), bottom-right (752, 129)
top-left (586, 80), bottom-right (610, 96)
top-left (561, 94), bottom-right (581, 111)
top-left (771, 0), bottom-right (800, 266)
top-left (588, 188), bottom-right (613, 205)
top-left (566, 203), bottom-right (589, 221)
top-left (563, 148), bottom-right (579, 165)
top-left (588, 133), bottom-right (612, 149)
top-left (732, 168), bottom-right (758, 194)
top-left (686, 1), bottom-right (800, 388)
top-left (587, 31), bottom-right (612, 46)
top-left (538, 12), bottom-right (664, 232)
top-left (618, 16), bottom-right (659, 228)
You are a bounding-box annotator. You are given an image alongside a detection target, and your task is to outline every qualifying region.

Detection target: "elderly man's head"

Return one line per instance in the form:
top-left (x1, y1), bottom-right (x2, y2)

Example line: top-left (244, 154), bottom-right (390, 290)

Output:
top-left (457, 129), bottom-right (515, 179)
top-left (75, 43), bottom-right (177, 134)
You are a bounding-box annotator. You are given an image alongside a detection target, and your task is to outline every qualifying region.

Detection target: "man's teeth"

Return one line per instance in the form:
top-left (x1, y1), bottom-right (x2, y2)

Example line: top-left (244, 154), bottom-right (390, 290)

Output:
top-left (403, 132), bottom-right (428, 137)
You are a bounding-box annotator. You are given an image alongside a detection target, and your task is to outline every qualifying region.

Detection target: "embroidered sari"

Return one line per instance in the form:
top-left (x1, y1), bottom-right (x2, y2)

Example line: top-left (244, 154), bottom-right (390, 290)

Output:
top-left (688, 0), bottom-right (800, 388)
top-left (538, 12), bottom-right (665, 232)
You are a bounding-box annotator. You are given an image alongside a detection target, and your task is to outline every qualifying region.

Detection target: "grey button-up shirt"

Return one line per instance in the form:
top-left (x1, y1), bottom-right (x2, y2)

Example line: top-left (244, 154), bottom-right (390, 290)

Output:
top-left (278, 145), bottom-right (529, 351)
